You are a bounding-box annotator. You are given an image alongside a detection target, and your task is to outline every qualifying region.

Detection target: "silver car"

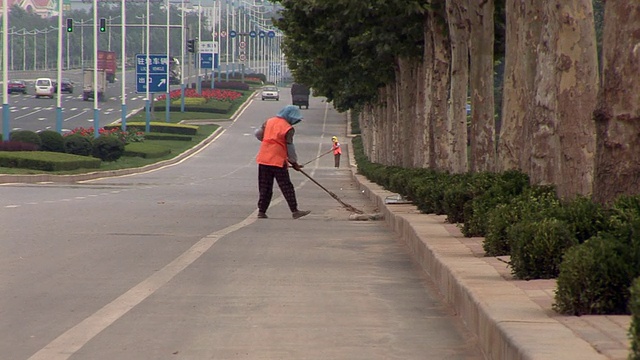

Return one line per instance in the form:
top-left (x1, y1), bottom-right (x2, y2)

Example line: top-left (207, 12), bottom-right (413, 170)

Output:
top-left (35, 78), bottom-right (54, 98)
top-left (261, 86), bottom-right (279, 101)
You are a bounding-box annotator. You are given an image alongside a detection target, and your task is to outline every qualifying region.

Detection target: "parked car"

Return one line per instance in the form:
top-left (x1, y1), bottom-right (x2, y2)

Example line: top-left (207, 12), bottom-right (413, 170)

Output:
top-left (54, 78), bottom-right (74, 94)
top-left (34, 78), bottom-right (55, 98)
top-left (7, 79), bottom-right (27, 94)
top-left (261, 85), bottom-right (280, 101)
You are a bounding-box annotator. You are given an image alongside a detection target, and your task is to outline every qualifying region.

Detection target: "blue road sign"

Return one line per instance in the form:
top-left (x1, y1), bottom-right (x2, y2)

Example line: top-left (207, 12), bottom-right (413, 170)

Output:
top-left (258, 30), bottom-right (265, 38)
top-left (249, 30), bottom-right (256, 38)
top-left (200, 53), bottom-right (213, 69)
top-left (268, 30), bottom-right (275, 38)
top-left (229, 30), bottom-right (237, 38)
top-left (136, 54), bottom-right (168, 93)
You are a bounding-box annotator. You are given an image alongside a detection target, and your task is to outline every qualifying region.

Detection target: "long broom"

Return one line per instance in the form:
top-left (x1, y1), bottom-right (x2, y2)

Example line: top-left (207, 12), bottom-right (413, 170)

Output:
top-left (301, 149), bottom-right (333, 166)
top-left (297, 168), bottom-right (364, 214)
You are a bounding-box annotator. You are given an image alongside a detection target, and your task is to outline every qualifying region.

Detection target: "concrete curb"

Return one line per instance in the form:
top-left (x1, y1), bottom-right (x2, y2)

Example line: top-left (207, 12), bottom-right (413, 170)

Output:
top-left (344, 135), bottom-right (607, 359)
top-left (350, 174), bottom-right (607, 360)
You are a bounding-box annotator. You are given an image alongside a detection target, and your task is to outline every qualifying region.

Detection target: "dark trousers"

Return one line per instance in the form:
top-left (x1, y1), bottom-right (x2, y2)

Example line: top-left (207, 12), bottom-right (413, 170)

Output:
top-left (334, 153), bottom-right (341, 168)
top-left (258, 164), bottom-right (298, 213)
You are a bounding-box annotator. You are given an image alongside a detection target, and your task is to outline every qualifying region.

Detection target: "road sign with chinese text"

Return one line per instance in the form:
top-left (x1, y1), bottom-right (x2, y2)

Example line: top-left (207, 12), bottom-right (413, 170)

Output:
top-left (136, 54), bottom-right (168, 93)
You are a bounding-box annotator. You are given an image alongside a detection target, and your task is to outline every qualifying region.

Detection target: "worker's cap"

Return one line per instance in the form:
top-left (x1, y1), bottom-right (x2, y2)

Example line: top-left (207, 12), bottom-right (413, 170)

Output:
top-left (332, 136), bottom-right (338, 141)
top-left (277, 105), bottom-right (303, 125)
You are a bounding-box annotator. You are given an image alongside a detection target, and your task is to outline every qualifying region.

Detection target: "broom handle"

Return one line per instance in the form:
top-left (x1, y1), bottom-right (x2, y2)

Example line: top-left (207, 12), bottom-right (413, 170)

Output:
top-left (301, 149), bottom-right (333, 166)
top-left (297, 168), bottom-right (363, 214)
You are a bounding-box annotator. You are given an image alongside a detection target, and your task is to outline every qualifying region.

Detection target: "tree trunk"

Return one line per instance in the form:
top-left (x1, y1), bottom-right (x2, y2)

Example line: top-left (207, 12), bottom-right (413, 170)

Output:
top-left (530, 0), bottom-right (598, 199)
top-left (398, 57), bottom-right (419, 168)
top-left (422, 13), bottom-right (436, 169)
top-left (414, 55), bottom-right (428, 168)
top-left (428, 6), bottom-right (453, 172)
top-left (468, 0), bottom-right (496, 173)
top-left (446, 0), bottom-right (470, 174)
top-left (498, 0), bottom-right (541, 173)
top-left (593, 2), bottom-right (640, 204)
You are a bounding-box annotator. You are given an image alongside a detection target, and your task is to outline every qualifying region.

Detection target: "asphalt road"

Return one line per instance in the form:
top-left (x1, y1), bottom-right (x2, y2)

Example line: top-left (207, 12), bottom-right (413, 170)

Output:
top-left (1, 69), bottom-right (189, 133)
top-left (0, 93), bottom-right (485, 359)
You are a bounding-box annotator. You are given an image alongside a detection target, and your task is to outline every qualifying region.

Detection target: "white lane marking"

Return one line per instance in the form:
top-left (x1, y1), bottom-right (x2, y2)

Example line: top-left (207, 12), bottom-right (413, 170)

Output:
top-left (27, 212), bottom-right (260, 360)
top-left (63, 110), bottom-right (88, 121)
top-left (14, 108), bottom-right (45, 120)
top-left (5, 205), bottom-right (20, 208)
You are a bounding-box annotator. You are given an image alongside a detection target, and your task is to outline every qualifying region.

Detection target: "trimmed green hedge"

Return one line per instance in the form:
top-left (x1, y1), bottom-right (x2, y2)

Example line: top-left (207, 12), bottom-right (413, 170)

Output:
top-left (124, 143), bottom-right (171, 158)
top-left (153, 100), bottom-right (233, 114)
top-left (105, 122), bottom-right (198, 136)
top-left (0, 151), bottom-right (101, 171)
top-left (143, 133), bottom-right (193, 141)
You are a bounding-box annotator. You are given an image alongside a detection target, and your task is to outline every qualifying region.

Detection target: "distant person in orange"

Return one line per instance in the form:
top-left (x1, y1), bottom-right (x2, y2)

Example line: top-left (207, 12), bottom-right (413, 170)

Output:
top-left (331, 136), bottom-right (342, 168)
top-left (254, 105), bottom-right (311, 220)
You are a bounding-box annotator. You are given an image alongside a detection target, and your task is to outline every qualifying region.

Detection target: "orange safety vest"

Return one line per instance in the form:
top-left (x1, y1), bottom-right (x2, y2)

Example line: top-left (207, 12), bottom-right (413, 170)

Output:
top-left (256, 116), bottom-right (292, 167)
top-left (332, 142), bottom-right (342, 155)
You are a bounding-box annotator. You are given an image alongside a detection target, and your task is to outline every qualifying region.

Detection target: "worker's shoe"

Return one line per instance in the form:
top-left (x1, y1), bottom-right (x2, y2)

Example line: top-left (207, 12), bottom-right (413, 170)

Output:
top-left (257, 212), bottom-right (268, 219)
top-left (292, 210), bottom-right (311, 219)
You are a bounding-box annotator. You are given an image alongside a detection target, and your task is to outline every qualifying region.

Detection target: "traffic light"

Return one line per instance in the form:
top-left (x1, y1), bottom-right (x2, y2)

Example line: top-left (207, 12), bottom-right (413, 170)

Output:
top-left (99, 18), bottom-right (106, 32)
top-left (187, 39), bottom-right (195, 53)
top-left (66, 18), bottom-right (73, 32)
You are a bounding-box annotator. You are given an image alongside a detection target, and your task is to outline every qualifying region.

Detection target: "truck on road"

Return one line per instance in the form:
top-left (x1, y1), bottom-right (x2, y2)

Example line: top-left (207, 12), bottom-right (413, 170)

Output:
top-left (82, 69), bottom-right (106, 101)
top-left (291, 83), bottom-right (310, 109)
top-left (97, 50), bottom-right (117, 83)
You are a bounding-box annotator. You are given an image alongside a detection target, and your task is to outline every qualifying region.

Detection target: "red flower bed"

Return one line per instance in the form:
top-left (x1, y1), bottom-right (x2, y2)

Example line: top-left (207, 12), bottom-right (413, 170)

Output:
top-left (156, 88), bottom-right (242, 102)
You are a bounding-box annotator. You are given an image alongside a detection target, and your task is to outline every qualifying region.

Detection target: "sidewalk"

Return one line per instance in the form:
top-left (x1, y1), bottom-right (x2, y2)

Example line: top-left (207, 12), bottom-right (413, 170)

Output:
top-left (347, 152), bottom-right (632, 360)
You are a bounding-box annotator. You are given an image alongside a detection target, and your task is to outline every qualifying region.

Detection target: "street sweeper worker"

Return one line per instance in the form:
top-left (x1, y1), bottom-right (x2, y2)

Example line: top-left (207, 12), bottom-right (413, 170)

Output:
top-left (254, 105), bottom-right (311, 220)
top-left (331, 136), bottom-right (342, 168)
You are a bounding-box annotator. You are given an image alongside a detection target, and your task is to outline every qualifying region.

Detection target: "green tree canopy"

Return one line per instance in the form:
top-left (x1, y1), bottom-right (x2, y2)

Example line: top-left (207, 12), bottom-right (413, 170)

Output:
top-left (273, 0), bottom-right (427, 111)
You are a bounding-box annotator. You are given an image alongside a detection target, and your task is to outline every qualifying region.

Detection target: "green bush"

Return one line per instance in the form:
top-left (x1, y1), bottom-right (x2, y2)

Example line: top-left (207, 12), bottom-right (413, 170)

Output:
top-left (63, 134), bottom-right (93, 156)
top-left (92, 136), bottom-right (125, 162)
top-left (105, 122), bottom-right (198, 136)
top-left (630, 277), bottom-right (640, 360)
top-left (508, 218), bottom-right (578, 279)
top-left (442, 173), bottom-right (473, 223)
top-left (483, 185), bottom-right (560, 256)
top-left (38, 130), bottom-right (65, 153)
top-left (416, 171), bottom-right (451, 215)
top-left (0, 151), bottom-right (100, 171)
top-left (557, 196), bottom-right (609, 244)
top-left (388, 168), bottom-right (417, 195)
top-left (124, 142), bottom-right (171, 158)
top-left (462, 170), bottom-right (530, 237)
top-left (10, 130), bottom-right (42, 149)
top-left (143, 133), bottom-right (192, 141)
top-left (554, 234), bottom-right (633, 315)
top-left (350, 110), bottom-right (361, 135)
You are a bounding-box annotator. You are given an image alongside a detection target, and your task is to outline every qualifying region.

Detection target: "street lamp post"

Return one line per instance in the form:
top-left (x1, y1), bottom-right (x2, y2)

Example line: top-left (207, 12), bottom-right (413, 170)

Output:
top-left (22, 30), bottom-right (26, 71)
top-left (136, 14), bottom-right (145, 55)
top-left (33, 30), bottom-right (37, 70)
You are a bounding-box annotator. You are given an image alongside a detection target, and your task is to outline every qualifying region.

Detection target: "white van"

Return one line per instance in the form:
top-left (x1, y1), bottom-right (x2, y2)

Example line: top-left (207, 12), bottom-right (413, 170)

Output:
top-left (35, 78), bottom-right (54, 98)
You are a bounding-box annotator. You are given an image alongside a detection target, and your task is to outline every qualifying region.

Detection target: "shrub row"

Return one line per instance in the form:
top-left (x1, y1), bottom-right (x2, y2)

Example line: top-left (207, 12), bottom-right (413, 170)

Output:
top-left (105, 122), bottom-right (198, 136)
top-left (0, 151), bottom-right (101, 171)
top-left (195, 80), bottom-right (251, 91)
top-left (123, 142), bottom-right (171, 158)
top-left (153, 101), bottom-right (233, 114)
top-left (352, 135), bottom-right (640, 318)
